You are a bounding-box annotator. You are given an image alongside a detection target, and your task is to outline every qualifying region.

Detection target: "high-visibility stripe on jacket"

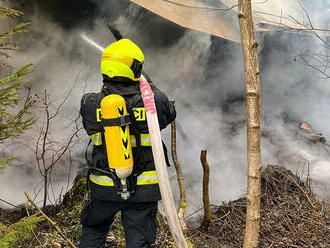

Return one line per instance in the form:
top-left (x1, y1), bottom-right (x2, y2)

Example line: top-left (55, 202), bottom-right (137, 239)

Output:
top-left (89, 170), bottom-right (158, 186)
top-left (130, 133), bottom-right (151, 147)
top-left (90, 133), bottom-right (151, 147)
top-left (90, 133), bottom-right (102, 146)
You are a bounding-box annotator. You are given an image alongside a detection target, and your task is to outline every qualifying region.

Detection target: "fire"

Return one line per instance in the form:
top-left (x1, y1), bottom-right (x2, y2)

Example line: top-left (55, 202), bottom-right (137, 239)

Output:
top-left (300, 122), bottom-right (312, 132)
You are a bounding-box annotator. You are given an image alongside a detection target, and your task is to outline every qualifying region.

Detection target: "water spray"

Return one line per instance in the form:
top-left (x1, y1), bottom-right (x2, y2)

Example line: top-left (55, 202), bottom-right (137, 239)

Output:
top-left (80, 33), bottom-right (105, 52)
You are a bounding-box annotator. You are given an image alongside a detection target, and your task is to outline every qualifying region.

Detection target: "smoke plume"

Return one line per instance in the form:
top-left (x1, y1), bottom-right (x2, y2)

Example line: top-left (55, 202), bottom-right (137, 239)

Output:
top-left (1, 0), bottom-right (330, 212)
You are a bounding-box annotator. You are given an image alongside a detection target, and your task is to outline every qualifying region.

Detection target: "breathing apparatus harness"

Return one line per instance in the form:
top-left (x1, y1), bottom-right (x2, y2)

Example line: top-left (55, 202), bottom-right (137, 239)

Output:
top-left (84, 38), bottom-right (151, 200)
top-left (85, 93), bottom-right (147, 200)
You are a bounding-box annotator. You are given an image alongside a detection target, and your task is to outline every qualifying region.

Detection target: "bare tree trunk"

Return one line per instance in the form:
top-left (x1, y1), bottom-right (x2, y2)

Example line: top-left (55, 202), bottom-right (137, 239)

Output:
top-left (237, 1), bottom-right (262, 247)
top-left (43, 170), bottom-right (48, 208)
top-left (200, 149), bottom-right (211, 231)
top-left (171, 120), bottom-right (187, 230)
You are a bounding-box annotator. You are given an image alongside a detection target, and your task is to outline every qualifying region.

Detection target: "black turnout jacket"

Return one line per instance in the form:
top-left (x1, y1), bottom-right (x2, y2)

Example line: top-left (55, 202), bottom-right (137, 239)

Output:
top-left (80, 78), bottom-right (176, 202)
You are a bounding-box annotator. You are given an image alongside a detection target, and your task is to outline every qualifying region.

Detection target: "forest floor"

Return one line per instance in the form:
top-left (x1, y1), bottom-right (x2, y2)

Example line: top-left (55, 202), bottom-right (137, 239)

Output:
top-left (1, 165), bottom-right (330, 248)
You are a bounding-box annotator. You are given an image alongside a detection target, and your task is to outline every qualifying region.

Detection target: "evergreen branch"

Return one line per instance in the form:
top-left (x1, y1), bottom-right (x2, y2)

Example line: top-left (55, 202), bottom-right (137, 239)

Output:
top-left (0, 47), bottom-right (19, 51)
top-left (0, 78), bottom-right (36, 142)
top-left (0, 214), bottom-right (44, 248)
top-left (0, 157), bottom-right (15, 174)
top-left (0, 63), bottom-right (34, 85)
top-left (0, 157), bottom-right (15, 165)
top-left (0, 22), bottom-right (31, 43)
top-left (0, 6), bottom-right (23, 18)
top-left (0, 41), bottom-right (18, 48)
top-left (0, 7), bottom-right (22, 18)
top-left (0, 5), bottom-right (36, 175)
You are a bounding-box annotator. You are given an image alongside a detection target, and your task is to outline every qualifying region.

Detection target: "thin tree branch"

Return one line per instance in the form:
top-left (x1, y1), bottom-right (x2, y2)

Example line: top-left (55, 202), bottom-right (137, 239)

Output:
top-left (24, 192), bottom-right (76, 248)
top-left (0, 198), bottom-right (20, 208)
top-left (49, 71), bottom-right (80, 120)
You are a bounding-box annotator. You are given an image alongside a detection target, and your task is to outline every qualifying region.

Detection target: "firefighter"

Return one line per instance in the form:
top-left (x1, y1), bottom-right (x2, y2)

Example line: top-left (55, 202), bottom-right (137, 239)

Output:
top-left (79, 39), bottom-right (176, 248)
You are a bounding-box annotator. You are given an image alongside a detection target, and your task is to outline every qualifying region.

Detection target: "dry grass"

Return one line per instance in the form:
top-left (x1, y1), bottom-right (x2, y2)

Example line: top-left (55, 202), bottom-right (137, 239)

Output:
top-left (192, 165), bottom-right (330, 247)
top-left (2, 166), bottom-right (330, 247)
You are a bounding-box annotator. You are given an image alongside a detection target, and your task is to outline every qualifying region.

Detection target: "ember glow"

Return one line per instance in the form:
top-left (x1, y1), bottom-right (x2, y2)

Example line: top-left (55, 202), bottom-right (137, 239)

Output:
top-left (300, 123), bottom-right (312, 131)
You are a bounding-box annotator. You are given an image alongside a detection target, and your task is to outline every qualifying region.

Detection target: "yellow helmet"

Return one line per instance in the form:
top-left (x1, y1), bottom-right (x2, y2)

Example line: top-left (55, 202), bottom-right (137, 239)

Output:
top-left (101, 39), bottom-right (145, 81)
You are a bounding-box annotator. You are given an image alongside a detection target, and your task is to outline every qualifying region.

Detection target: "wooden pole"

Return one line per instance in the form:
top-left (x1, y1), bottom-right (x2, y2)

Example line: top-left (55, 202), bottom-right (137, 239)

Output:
top-left (171, 120), bottom-right (187, 230)
top-left (139, 76), bottom-right (188, 248)
top-left (237, 1), bottom-right (262, 247)
top-left (200, 149), bottom-right (211, 230)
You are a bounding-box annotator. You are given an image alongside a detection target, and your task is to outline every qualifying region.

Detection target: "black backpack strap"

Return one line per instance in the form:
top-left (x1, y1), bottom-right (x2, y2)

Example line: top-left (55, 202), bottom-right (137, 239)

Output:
top-left (125, 94), bottom-right (146, 193)
top-left (85, 139), bottom-right (92, 196)
top-left (125, 94), bottom-right (143, 152)
top-left (162, 141), bottom-right (171, 167)
top-left (101, 114), bottom-right (131, 127)
top-left (85, 139), bottom-right (92, 167)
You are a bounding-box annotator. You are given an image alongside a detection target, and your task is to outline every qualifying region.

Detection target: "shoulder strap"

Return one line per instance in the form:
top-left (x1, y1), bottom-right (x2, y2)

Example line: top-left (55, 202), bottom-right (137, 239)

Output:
top-left (125, 94), bottom-right (147, 175)
top-left (85, 139), bottom-right (92, 167)
top-left (125, 94), bottom-right (143, 147)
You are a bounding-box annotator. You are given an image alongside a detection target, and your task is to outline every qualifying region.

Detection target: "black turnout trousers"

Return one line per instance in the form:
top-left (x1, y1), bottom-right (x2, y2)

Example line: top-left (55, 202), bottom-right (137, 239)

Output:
top-left (79, 198), bottom-right (158, 248)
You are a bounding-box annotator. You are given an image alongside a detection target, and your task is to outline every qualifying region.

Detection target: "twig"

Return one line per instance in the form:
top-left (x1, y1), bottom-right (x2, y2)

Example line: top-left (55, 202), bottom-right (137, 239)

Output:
top-left (24, 192), bottom-right (76, 248)
top-left (185, 207), bottom-right (204, 220)
top-left (277, 170), bottom-right (315, 209)
top-left (25, 200), bottom-right (44, 247)
top-left (0, 198), bottom-right (20, 208)
top-left (200, 149), bottom-right (211, 231)
top-left (160, 0), bottom-right (238, 12)
top-left (212, 211), bottom-right (231, 222)
top-left (299, 216), bottom-right (330, 231)
top-left (171, 119), bottom-right (187, 230)
top-left (65, 150), bottom-right (73, 193)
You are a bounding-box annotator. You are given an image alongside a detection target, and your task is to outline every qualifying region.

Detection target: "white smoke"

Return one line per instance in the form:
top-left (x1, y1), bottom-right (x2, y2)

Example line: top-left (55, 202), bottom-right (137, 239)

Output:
top-left (1, 0), bottom-right (330, 212)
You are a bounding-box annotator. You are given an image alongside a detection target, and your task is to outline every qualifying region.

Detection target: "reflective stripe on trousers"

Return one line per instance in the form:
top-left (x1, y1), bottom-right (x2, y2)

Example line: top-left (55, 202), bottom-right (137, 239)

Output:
top-left (89, 170), bottom-right (158, 186)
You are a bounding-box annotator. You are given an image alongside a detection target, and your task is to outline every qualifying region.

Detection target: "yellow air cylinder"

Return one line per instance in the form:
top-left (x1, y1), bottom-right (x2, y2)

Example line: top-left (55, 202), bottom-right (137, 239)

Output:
top-left (101, 94), bottom-right (133, 179)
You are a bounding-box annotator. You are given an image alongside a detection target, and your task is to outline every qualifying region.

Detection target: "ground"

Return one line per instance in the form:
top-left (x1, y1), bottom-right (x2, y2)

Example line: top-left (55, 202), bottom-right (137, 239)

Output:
top-left (1, 165), bottom-right (330, 247)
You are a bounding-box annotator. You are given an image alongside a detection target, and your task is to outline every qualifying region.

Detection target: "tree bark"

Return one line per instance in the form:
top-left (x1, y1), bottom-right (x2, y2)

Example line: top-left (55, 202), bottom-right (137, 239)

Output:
top-left (237, 1), bottom-right (262, 247)
top-left (171, 120), bottom-right (187, 230)
top-left (43, 170), bottom-right (48, 208)
top-left (200, 149), bottom-right (211, 231)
